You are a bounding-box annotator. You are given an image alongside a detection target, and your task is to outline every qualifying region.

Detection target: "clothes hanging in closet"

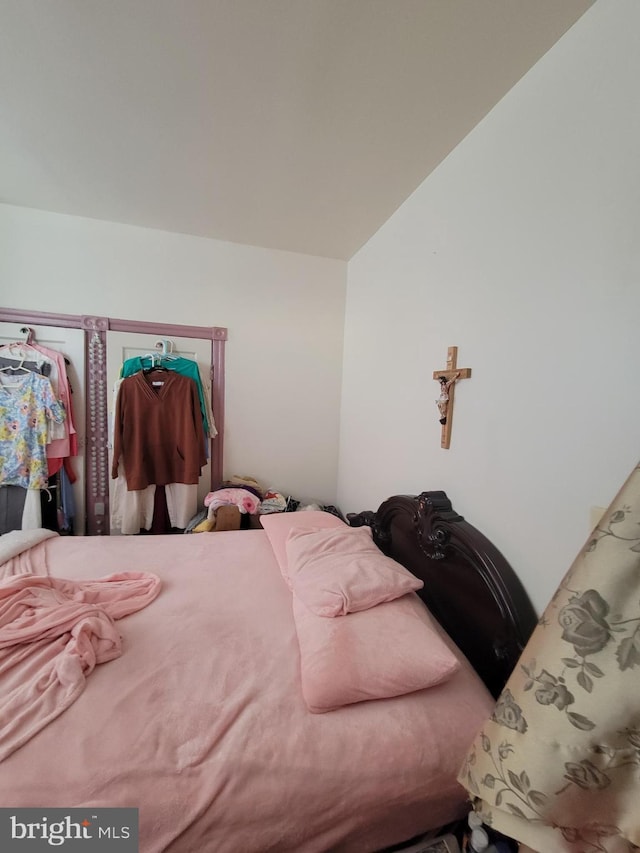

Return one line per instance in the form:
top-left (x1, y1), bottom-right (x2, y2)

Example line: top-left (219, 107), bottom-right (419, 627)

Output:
top-left (120, 354), bottom-right (216, 439)
top-left (0, 485), bottom-right (41, 532)
top-left (111, 459), bottom-right (197, 534)
top-left (0, 333), bottom-right (78, 535)
top-left (111, 346), bottom-right (212, 534)
top-left (0, 371), bottom-right (65, 488)
top-left (112, 369), bottom-right (206, 491)
top-left (0, 340), bottom-right (78, 470)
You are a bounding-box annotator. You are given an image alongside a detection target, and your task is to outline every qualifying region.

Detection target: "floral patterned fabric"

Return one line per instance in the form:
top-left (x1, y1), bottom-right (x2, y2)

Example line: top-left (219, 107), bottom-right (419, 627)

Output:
top-left (459, 461), bottom-right (640, 853)
top-left (0, 371), bottom-right (65, 489)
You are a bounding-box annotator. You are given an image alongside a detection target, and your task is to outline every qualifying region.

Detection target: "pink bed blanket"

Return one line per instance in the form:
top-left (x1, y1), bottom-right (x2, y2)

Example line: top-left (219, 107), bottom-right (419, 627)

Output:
top-left (1, 531), bottom-right (494, 853)
top-left (0, 530), bottom-right (160, 762)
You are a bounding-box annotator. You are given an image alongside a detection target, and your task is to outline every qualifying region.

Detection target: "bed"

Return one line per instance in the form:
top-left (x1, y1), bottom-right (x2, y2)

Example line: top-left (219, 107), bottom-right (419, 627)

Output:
top-left (0, 490), bottom-right (536, 853)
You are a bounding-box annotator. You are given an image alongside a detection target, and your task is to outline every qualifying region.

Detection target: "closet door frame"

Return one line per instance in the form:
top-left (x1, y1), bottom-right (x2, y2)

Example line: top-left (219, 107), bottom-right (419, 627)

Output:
top-left (0, 307), bottom-right (227, 535)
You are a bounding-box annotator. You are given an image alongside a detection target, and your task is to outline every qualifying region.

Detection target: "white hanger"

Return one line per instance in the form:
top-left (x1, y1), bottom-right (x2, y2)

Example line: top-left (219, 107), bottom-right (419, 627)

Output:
top-left (0, 356), bottom-right (29, 388)
top-left (0, 357), bottom-right (29, 374)
top-left (155, 338), bottom-right (178, 360)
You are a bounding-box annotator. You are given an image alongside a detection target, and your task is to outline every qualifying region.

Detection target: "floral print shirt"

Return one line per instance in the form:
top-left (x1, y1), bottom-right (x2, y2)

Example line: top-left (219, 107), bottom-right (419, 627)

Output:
top-left (0, 371), bottom-right (66, 489)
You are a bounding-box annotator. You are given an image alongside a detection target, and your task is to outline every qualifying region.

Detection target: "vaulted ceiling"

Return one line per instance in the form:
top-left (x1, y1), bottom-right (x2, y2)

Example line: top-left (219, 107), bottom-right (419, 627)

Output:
top-left (0, 1), bottom-right (594, 260)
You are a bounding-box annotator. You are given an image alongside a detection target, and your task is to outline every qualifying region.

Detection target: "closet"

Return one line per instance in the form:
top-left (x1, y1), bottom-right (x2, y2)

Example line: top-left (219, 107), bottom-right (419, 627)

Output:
top-left (0, 308), bottom-right (226, 536)
top-left (108, 330), bottom-right (216, 534)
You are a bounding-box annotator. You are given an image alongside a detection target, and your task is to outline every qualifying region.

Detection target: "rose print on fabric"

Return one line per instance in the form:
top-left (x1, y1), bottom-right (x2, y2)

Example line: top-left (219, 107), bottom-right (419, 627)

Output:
top-left (562, 759), bottom-right (611, 790)
top-left (458, 464), bottom-right (640, 853)
top-left (516, 582), bottom-right (640, 733)
top-left (532, 673), bottom-right (573, 709)
top-left (491, 689), bottom-right (528, 733)
top-left (459, 733), bottom-right (625, 853)
top-left (556, 585), bottom-right (640, 678)
top-left (559, 590), bottom-right (612, 657)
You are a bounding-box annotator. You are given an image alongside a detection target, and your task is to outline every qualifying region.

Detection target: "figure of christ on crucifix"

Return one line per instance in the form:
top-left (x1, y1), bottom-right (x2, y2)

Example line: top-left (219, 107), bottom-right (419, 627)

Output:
top-left (432, 347), bottom-right (472, 449)
top-left (435, 373), bottom-right (459, 425)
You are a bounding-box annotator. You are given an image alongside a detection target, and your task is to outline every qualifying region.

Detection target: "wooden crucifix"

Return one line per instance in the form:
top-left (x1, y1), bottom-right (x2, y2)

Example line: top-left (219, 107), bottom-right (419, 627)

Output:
top-left (433, 346), bottom-right (471, 449)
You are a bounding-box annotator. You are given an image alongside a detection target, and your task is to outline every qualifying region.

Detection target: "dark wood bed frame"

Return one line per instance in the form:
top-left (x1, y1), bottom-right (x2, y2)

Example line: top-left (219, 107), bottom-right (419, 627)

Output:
top-left (348, 491), bottom-right (537, 699)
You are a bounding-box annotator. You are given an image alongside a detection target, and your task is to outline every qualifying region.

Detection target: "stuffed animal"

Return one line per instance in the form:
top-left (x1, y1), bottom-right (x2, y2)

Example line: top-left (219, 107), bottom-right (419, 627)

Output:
top-left (204, 487), bottom-right (261, 519)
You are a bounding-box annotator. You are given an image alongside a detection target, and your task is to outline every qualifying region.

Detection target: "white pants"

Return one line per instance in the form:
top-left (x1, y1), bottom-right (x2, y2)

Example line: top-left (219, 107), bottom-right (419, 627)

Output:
top-left (111, 467), bottom-right (197, 535)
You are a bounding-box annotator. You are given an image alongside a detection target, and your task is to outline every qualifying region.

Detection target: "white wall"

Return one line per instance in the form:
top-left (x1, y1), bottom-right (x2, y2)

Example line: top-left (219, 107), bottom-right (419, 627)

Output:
top-left (0, 203), bottom-right (347, 504)
top-left (338, 0), bottom-right (640, 613)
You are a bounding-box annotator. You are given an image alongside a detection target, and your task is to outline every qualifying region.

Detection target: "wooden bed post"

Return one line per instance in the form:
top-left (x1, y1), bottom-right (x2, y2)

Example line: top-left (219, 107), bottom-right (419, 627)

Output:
top-left (433, 346), bottom-right (471, 449)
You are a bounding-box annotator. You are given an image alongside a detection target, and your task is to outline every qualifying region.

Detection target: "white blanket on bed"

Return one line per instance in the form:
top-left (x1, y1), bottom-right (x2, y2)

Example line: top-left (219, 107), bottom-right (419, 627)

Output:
top-left (0, 528), bottom-right (58, 576)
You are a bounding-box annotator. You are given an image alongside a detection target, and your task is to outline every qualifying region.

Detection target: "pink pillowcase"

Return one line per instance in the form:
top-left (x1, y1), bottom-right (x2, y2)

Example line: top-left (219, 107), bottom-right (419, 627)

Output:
top-left (293, 591), bottom-right (461, 712)
top-left (260, 510), bottom-right (346, 586)
top-left (285, 526), bottom-right (424, 617)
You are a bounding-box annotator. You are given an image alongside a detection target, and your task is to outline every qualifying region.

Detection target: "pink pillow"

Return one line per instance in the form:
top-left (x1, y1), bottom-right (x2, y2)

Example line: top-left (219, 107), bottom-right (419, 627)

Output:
top-left (260, 510), bottom-right (346, 585)
top-left (293, 591), bottom-right (460, 712)
top-left (285, 526), bottom-right (423, 617)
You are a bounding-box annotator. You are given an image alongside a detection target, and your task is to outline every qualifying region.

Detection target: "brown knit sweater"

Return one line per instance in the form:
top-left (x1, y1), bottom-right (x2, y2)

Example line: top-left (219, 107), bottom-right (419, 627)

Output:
top-left (112, 370), bottom-right (207, 490)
